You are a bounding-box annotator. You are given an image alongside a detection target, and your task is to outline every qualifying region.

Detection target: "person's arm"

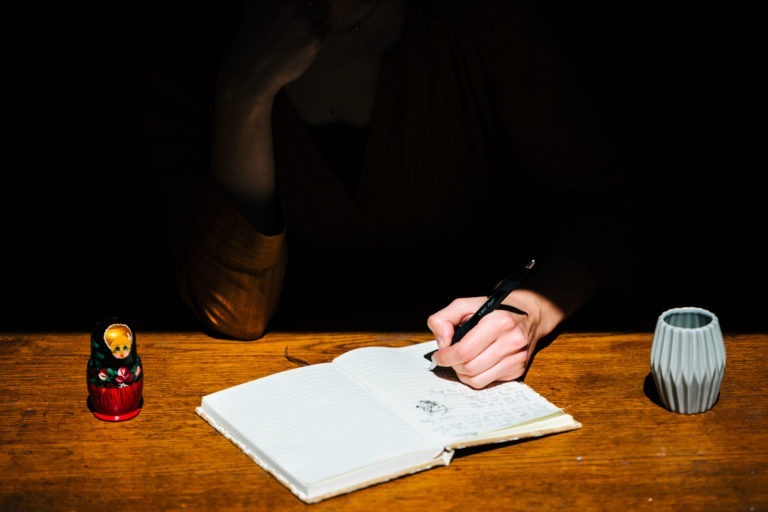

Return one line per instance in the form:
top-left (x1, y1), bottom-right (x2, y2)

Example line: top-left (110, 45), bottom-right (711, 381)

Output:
top-left (428, 3), bottom-right (646, 387)
top-left (127, 2), bottom-right (332, 339)
top-left (497, 7), bottom-right (646, 325)
top-left (213, 0), bottom-right (333, 232)
top-left (427, 252), bottom-right (599, 389)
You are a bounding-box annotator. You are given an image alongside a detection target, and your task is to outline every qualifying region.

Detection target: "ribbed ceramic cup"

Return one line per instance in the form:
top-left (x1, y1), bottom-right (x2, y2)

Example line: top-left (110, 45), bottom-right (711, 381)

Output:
top-left (650, 307), bottom-right (726, 414)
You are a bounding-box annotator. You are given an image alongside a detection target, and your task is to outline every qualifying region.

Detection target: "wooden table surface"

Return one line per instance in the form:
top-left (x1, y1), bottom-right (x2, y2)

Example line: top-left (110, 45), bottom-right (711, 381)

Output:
top-left (1, 330), bottom-right (766, 511)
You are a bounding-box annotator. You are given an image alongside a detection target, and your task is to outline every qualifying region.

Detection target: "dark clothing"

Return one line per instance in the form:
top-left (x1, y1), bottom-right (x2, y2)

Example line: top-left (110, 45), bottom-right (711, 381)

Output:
top-left (130, 1), bottom-right (646, 339)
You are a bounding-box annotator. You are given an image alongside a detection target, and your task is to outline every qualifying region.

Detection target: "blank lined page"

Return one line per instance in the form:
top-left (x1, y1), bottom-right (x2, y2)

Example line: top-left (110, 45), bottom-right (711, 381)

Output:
top-left (199, 363), bottom-right (442, 487)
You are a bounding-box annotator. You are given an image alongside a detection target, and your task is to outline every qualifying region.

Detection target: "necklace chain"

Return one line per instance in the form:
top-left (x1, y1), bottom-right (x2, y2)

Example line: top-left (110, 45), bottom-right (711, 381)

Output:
top-left (331, 0), bottom-right (384, 38)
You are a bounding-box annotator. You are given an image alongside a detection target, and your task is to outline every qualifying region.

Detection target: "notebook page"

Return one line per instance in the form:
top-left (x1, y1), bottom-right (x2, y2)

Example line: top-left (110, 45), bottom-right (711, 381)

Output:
top-left (334, 341), bottom-right (563, 446)
top-left (199, 362), bottom-right (443, 487)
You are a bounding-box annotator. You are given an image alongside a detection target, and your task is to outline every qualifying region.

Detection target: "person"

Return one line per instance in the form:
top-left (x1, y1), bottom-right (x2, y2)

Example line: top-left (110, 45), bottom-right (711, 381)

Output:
top-left (127, 0), bottom-right (647, 389)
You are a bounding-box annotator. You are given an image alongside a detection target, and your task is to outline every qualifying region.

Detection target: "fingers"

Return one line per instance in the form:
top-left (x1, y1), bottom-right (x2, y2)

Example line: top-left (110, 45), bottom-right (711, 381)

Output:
top-left (454, 342), bottom-right (529, 389)
top-left (225, 0), bottom-right (335, 95)
top-left (427, 297), bottom-right (486, 349)
top-left (431, 307), bottom-right (532, 389)
top-left (436, 307), bottom-right (521, 364)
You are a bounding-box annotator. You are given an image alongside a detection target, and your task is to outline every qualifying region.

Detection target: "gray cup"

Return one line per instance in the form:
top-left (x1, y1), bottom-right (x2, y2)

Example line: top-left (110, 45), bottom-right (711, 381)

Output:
top-left (650, 307), bottom-right (726, 414)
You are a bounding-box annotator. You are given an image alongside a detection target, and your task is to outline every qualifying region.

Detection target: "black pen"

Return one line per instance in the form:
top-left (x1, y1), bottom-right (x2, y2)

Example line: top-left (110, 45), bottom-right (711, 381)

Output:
top-left (425, 258), bottom-right (536, 369)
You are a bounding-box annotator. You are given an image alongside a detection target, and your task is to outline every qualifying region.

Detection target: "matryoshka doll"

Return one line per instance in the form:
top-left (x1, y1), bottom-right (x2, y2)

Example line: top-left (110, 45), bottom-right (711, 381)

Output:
top-left (87, 317), bottom-right (144, 421)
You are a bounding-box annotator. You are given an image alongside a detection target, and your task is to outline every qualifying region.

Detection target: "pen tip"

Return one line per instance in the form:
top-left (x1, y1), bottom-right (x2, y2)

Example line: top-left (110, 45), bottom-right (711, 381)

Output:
top-left (425, 343), bottom-right (442, 370)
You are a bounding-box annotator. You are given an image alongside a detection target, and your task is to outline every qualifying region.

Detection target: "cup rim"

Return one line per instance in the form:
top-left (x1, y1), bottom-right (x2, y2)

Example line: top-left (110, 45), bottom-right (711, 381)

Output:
top-left (659, 306), bottom-right (718, 330)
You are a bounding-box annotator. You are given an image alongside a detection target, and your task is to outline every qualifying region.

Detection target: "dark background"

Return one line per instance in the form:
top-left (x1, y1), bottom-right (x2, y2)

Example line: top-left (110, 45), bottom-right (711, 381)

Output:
top-left (1, 2), bottom-right (763, 333)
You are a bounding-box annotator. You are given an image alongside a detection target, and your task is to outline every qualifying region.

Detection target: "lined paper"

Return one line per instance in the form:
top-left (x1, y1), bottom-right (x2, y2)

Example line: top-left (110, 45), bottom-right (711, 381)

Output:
top-left (200, 363), bottom-right (443, 486)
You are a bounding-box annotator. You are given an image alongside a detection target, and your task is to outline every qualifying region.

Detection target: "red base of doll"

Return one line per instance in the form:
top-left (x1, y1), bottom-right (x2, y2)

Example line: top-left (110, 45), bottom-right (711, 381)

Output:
top-left (87, 381), bottom-right (144, 422)
top-left (88, 400), bottom-right (142, 421)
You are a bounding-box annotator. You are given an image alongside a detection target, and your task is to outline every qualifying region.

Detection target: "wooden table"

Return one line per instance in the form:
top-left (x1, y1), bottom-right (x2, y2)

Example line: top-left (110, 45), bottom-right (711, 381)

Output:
top-left (1, 330), bottom-right (766, 511)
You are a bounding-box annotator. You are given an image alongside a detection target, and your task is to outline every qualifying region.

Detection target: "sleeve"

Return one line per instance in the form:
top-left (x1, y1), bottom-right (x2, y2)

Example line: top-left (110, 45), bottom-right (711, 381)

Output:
top-left (488, 1), bottom-right (649, 305)
top-left (124, 2), bottom-right (287, 339)
top-left (180, 177), bottom-right (288, 340)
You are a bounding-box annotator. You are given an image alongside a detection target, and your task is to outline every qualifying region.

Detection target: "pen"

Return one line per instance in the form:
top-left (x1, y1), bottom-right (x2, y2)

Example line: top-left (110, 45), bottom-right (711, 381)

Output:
top-left (425, 258), bottom-right (536, 369)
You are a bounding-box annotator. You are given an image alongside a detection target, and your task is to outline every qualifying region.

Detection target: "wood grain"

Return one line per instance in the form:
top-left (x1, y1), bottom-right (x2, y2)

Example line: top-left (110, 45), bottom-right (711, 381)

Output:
top-left (1, 331), bottom-right (766, 511)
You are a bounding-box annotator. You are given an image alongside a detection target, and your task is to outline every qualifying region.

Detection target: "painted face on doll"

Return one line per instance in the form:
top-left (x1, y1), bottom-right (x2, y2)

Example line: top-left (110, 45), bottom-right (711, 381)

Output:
top-left (103, 323), bottom-right (133, 359)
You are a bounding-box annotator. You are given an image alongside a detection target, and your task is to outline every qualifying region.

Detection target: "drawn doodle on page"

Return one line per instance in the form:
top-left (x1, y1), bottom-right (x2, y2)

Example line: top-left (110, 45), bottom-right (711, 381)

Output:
top-left (416, 399), bottom-right (448, 415)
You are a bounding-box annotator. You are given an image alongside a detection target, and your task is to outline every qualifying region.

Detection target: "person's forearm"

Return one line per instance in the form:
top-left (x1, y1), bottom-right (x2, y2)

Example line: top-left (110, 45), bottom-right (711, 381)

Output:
top-left (506, 251), bottom-right (602, 339)
top-left (212, 90), bottom-right (282, 234)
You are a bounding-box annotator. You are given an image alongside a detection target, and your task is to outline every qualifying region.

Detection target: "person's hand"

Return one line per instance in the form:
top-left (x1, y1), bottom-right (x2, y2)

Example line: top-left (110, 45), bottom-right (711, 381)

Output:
top-left (219, 0), bottom-right (334, 102)
top-left (426, 290), bottom-right (564, 389)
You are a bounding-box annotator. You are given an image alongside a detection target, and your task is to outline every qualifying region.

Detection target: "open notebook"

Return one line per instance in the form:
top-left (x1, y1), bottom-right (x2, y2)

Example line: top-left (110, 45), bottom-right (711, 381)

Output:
top-left (196, 340), bottom-right (581, 503)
